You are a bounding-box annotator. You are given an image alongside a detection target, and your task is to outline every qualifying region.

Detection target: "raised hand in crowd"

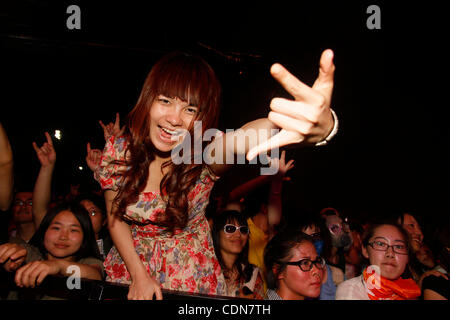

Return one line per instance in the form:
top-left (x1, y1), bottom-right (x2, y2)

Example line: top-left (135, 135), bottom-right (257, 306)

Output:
top-left (0, 122), bottom-right (14, 211)
top-left (85, 142), bottom-right (102, 173)
top-left (99, 112), bottom-right (125, 141)
top-left (32, 132), bottom-right (56, 228)
top-left (86, 113), bottom-right (124, 173)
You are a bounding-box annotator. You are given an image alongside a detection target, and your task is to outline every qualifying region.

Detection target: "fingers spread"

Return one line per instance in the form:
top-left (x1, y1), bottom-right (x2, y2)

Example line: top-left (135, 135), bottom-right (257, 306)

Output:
top-left (268, 111), bottom-right (314, 135)
top-left (270, 64), bottom-right (314, 101)
top-left (312, 49), bottom-right (335, 101)
top-left (247, 129), bottom-right (303, 162)
top-left (44, 131), bottom-right (53, 145)
top-left (270, 98), bottom-right (321, 124)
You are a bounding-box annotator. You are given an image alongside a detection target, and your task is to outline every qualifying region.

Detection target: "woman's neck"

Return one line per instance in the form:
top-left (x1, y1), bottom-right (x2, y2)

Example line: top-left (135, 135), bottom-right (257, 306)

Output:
top-left (153, 148), bottom-right (172, 165)
top-left (46, 253), bottom-right (76, 262)
top-left (144, 156), bottom-right (171, 193)
top-left (220, 249), bottom-right (239, 272)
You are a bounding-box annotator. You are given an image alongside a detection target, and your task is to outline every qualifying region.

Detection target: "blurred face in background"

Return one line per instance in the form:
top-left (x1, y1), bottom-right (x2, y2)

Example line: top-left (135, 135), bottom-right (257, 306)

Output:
top-left (400, 214), bottom-right (423, 253)
top-left (80, 199), bottom-right (104, 238)
top-left (12, 192), bottom-right (33, 224)
top-left (324, 214), bottom-right (352, 249)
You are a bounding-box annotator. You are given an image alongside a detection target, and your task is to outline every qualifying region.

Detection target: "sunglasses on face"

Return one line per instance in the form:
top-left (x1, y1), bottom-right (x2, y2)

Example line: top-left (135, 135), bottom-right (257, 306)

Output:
top-left (223, 224), bottom-right (249, 235)
top-left (283, 256), bottom-right (326, 272)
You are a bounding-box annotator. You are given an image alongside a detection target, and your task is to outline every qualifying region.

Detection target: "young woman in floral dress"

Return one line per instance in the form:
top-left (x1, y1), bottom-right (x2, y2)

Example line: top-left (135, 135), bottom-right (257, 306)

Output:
top-left (94, 50), bottom-right (337, 299)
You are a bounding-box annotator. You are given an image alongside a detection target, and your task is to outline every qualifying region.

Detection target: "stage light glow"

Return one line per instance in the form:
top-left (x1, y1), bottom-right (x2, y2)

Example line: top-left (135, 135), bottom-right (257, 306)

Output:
top-left (54, 130), bottom-right (62, 140)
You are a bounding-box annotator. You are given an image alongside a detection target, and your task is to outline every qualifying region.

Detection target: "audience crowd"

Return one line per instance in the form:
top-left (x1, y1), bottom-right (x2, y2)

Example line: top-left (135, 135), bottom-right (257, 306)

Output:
top-left (0, 50), bottom-right (448, 301)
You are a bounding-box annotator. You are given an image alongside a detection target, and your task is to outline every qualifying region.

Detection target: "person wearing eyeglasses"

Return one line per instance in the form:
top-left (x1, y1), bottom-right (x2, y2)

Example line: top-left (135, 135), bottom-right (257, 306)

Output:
top-left (335, 222), bottom-right (421, 300)
top-left (211, 210), bottom-right (265, 299)
top-left (8, 191), bottom-right (36, 245)
top-left (264, 227), bottom-right (326, 300)
top-left (294, 213), bottom-right (344, 300)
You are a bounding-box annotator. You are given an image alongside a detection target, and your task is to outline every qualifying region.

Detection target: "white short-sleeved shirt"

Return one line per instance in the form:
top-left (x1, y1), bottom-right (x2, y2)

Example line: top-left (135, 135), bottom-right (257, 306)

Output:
top-left (335, 275), bottom-right (370, 300)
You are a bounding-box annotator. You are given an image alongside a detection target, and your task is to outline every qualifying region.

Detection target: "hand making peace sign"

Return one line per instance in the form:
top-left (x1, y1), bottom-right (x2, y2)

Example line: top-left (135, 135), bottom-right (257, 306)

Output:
top-left (247, 49), bottom-right (336, 161)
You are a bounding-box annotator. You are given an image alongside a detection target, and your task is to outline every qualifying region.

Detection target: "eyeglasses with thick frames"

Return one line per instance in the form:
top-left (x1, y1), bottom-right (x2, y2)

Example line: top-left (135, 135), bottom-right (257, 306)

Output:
top-left (223, 224), bottom-right (249, 235)
top-left (283, 256), bottom-right (326, 272)
top-left (368, 240), bottom-right (408, 255)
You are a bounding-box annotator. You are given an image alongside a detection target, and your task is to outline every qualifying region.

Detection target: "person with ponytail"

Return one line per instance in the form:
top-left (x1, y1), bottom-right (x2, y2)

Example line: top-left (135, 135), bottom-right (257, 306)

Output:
top-left (93, 50), bottom-right (338, 299)
top-left (336, 222), bottom-right (421, 300)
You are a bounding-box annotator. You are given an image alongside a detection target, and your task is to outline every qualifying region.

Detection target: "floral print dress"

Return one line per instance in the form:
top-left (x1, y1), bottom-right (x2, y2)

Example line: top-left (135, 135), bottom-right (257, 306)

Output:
top-left (95, 135), bottom-right (226, 295)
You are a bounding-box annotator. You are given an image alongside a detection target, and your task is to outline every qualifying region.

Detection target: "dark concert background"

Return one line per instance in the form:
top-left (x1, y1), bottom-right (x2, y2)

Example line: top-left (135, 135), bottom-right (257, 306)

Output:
top-left (0, 1), bottom-right (446, 230)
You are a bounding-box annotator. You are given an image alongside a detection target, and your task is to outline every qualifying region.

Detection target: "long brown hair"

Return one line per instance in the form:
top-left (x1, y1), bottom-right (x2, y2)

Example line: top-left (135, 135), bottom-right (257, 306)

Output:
top-left (114, 52), bottom-right (221, 233)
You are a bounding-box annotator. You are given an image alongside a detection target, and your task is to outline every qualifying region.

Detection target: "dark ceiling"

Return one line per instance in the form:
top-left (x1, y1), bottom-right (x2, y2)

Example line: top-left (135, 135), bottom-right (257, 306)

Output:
top-left (0, 1), bottom-right (447, 225)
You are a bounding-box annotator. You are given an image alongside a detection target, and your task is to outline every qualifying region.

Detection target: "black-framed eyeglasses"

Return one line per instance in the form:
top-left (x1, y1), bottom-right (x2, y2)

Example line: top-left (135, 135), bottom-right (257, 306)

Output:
top-left (223, 224), bottom-right (249, 235)
top-left (14, 200), bottom-right (33, 207)
top-left (368, 240), bottom-right (409, 255)
top-left (283, 256), bottom-right (326, 272)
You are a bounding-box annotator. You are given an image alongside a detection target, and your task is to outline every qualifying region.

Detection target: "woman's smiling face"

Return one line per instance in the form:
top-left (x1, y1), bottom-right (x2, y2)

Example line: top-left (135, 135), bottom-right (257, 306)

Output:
top-left (44, 210), bottom-right (83, 260)
top-left (149, 95), bottom-right (198, 154)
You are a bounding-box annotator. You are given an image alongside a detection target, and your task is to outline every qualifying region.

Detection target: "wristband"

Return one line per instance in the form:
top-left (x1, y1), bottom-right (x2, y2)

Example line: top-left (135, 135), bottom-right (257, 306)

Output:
top-left (315, 108), bottom-right (339, 147)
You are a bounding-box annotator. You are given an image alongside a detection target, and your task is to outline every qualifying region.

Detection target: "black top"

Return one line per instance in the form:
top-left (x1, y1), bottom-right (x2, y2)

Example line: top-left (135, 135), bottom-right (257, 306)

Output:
top-left (421, 275), bottom-right (449, 300)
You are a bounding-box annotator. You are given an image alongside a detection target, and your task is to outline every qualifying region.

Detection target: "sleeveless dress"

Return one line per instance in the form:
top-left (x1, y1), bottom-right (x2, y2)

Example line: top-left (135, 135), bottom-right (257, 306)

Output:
top-left (94, 135), bottom-right (226, 295)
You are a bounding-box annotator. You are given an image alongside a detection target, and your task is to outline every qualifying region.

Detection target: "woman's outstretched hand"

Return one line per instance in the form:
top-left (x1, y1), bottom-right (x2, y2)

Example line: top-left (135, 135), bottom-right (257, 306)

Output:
top-left (247, 49), bottom-right (336, 161)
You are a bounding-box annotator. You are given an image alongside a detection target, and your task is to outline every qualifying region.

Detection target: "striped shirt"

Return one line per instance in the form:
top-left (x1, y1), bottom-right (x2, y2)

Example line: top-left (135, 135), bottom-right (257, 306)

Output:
top-left (265, 289), bottom-right (283, 300)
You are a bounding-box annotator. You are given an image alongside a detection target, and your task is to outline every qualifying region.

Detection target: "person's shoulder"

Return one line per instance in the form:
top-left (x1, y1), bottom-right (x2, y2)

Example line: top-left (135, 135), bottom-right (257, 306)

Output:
top-left (335, 275), bottom-right (367, 300)
top-left (328, 264), bottom-right (345, 286)
top-left (422, 274), bottom-right (449, 289)
top-left (337, 275), bottom-right (362, 289)
top-left (77, 256), bottom-right (103, 266)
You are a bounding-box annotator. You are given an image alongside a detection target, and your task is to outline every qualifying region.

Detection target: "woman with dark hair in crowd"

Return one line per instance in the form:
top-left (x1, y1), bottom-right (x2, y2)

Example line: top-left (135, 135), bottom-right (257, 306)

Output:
top-left (93, 50), bottom-right (338, 299)
top-left (336, 222), bottom-right (421, 300)
top-left (422, 218), bottom-right (450, 300)
top-left (74, 193), bottom-right (113, 260)
top-left (0, 202), bottom-right (103, 299)
top-left (395, 212), bottom-right (447, 286)
top-left (264, 226), bottom-right (326, 300)
top-left (211, 210), bottom-right (264, 299)
top-left (294, 213), bottom-right (344, 300)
